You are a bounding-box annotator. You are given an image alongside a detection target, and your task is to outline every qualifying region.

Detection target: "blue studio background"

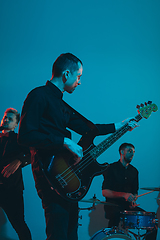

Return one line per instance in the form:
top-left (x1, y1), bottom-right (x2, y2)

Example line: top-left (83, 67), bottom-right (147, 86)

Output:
top-left (0, 0), bottom-right (160, 239)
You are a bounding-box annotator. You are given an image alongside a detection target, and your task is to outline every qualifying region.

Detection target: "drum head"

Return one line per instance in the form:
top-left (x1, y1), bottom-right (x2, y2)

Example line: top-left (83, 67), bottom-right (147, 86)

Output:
top-left (103, 233), bottom-right (132, 239)
top-left (90, 228), bottom-right (133, 240)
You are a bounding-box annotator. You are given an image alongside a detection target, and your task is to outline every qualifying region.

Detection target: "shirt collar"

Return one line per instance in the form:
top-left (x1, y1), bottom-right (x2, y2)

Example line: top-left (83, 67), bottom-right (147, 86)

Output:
top-left (118, 159), bottom-right (130, 169)
top-left (46, 80), bottom-right (63, 99)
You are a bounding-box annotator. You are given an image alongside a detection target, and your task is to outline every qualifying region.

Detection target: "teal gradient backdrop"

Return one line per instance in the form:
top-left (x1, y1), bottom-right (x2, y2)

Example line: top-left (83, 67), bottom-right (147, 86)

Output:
top-left (0, 1), bottom-right (160, 239)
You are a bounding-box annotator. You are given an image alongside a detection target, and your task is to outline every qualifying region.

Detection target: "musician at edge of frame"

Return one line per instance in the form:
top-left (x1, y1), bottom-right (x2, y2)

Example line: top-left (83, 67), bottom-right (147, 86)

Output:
top-left (18, 53), bottom-right (137, 240)
top-left (102, 142), bottom-right (157, 240)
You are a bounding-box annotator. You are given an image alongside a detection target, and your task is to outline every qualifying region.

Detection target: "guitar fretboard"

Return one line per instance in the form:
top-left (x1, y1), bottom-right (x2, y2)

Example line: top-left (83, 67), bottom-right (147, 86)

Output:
top-left (90, 114), bottom-right (142, 159)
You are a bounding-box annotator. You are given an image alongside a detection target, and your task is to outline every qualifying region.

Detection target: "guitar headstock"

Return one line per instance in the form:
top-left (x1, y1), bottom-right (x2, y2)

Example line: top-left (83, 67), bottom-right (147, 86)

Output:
top-left (136, 101), bottom-right (158, 119)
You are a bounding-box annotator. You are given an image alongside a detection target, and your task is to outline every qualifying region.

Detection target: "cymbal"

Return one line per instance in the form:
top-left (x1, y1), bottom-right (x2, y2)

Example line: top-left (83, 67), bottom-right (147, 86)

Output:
top-left (80, 198), bottom-right (117, 206)
top-left (141, 187), bottom-right (160, 191)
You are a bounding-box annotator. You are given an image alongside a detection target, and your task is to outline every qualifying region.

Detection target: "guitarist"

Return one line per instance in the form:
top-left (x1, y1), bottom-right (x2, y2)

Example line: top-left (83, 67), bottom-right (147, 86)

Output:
top-left (18, 53), bottom-right (137, 240)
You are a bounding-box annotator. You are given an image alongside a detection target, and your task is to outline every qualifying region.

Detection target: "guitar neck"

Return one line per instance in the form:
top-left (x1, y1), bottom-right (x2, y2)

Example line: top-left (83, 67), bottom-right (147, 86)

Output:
top-left (90, 114), bottom-right (142, 159)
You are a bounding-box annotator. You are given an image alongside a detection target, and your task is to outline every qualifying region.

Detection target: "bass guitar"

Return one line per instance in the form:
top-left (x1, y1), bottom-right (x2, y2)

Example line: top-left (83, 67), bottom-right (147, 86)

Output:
top-left (42, 101), bottom-right (158, 202)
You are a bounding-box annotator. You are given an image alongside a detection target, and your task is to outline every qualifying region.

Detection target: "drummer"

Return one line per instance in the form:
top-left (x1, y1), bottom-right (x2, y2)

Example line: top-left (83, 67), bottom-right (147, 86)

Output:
top-left (102, 142), bottom-right (157, 240)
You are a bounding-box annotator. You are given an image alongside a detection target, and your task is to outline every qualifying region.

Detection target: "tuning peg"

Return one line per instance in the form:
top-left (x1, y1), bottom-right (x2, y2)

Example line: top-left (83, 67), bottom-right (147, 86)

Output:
top-left (145, 102), bottom-right (148, 106)
top-left (136, 105), bottom-right (140, 109)
top-left (140, 103), bottom-right (144, 107)
top-left (148, 101), bottom-right (152, 105)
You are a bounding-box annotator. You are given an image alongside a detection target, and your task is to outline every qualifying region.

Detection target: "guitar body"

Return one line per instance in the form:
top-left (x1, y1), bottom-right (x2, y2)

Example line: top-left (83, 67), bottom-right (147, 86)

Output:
top-left (44, 144), bottom-right (108, 202)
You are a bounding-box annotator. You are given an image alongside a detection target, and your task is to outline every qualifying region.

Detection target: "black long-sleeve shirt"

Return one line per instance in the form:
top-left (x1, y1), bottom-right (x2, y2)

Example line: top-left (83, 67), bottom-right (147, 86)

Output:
top-left (0, 131), bottom-right (31, 190)
top-left (18, 81), bottom-right (116, 155)
top-left (18, 81), bottom-right (116, 194)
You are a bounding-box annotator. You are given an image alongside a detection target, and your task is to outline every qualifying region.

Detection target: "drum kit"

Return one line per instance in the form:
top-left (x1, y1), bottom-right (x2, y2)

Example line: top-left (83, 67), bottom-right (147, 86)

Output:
top-left (79, 187), bottom-right (159, 240)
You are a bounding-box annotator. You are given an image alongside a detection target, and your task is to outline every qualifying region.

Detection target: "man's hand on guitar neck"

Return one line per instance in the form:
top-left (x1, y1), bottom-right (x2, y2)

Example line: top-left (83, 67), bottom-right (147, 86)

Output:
top-left (64, 137), bottom-right (83, 164)
top-left (115, 117), bottom-right (139, 131)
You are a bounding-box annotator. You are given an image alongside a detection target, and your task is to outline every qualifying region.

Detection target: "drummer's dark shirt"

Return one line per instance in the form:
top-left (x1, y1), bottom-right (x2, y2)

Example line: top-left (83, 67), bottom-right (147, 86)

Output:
top-left (102, 160), bottom-right (138, 209)
top-left (102, 161), bottom-right (157, 240)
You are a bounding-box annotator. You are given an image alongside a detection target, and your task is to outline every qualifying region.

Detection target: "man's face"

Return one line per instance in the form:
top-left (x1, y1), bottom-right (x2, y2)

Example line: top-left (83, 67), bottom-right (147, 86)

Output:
top-left (1, 112), bottom-right (18, 131)
top-left (64, 62), bottom-right (83, 93)
top-left (123, 146), bottom-right (135, 164)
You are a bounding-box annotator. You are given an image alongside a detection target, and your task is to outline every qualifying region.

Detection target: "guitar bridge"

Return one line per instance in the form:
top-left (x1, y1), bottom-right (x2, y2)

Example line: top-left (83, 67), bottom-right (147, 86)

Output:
top-left (55, 174), bottom-right (67, 188)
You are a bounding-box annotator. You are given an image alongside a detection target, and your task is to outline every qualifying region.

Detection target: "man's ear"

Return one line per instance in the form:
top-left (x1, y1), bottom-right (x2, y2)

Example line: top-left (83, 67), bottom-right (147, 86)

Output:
top-left (121, 150), bottom-right (124, 155)
top-left (62, 70), bottom-right (70, 83)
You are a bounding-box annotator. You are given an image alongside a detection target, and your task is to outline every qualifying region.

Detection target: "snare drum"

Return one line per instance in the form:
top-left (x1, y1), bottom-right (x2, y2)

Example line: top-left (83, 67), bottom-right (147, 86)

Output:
top-left (90, 228), bottom-right (134, 239)
top-left (120, 211), bottom-right (156, 229)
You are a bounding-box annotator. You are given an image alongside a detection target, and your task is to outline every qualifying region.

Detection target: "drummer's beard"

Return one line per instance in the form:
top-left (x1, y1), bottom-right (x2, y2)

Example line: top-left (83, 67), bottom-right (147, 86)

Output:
top-left (124, 156), bottom-right (133, 164)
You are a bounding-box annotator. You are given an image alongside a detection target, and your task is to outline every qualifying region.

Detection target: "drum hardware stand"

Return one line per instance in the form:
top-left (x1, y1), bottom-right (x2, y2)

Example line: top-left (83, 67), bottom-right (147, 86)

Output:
top-left (127, 229), bottom-right (143, 240)
top-left (128, 228), bottom-right (156, 240)
top-left (78, 202), bottom-right (96, 226)
top-left (78, 214), bottom-right (82, 226)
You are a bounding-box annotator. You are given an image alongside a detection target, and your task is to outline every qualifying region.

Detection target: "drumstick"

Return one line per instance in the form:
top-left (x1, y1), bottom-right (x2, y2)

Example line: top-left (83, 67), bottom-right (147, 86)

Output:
top-left (136, 190), bottom-right (154, 198)
top-left (130, 191), bottom-right (154, 209)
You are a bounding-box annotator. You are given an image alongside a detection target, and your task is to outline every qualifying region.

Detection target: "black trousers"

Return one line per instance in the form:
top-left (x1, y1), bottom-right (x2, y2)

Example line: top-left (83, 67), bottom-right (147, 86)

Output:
top-left (38, 187), bottom-right (78, 240)
top-left (104, 205), bottom-right (157, 240)
top-left (0, 187), bottom-right (32, 240)
top-left (32, 150), bottom-right (79, 240)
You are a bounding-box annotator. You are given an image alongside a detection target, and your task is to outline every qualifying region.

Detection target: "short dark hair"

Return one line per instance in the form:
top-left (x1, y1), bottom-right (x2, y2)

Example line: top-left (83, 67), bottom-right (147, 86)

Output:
top-left (52, 53), bottom-right (83, 78)
top-left (119, 142), bottom-right (135, 154)
top-left (4, 108), bottom-right (20, 124)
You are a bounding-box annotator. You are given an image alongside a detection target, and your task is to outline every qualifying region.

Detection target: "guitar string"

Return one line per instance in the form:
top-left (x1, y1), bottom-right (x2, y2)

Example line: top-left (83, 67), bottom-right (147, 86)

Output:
top-left (57, 115), bottom-right (142, 184)
top-left (57, 124), bottom-right (130, 185)
top-left (64, 124), bottom-right (131, 183)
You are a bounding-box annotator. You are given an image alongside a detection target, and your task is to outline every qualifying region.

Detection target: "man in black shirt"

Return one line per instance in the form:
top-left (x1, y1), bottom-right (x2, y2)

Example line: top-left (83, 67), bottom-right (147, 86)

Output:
top-left (18, 53), bottom-right (137, 240)
top-left (0, 108), bottom-right (32, 240)
top-left (102, 142), bottom-right (157, 239)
